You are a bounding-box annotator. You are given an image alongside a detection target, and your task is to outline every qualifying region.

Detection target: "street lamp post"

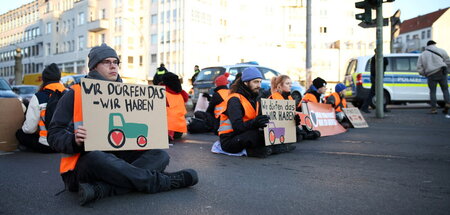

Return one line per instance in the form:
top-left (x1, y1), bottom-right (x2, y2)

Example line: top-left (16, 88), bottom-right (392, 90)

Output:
top-left (14, 48), bottom-right (23, 85)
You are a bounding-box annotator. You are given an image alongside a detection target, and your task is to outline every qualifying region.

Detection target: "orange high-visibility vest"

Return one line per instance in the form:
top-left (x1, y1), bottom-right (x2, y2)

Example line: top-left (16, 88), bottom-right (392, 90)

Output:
top-left (268, 92), bottom-right (293, 100)
top-left (38, 83), bottom-right (67, 138)
top-left (166, 91), bottom-right (188, 133)
top-left (325, 92), bottom-right (347, 112)
top-left (218, 93), bottom-right (258, 135)
top-left (213, 89), bottom-right (230, 118)
top-left (59, 84), bottom-right (81, 174)
top-left (301, 92), bottom-right (319, 103)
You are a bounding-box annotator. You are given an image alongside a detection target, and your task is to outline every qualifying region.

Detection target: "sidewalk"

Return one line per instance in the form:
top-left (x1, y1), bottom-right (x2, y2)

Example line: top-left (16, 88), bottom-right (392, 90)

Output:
top-left (1, 107), bottom-right (449, 214)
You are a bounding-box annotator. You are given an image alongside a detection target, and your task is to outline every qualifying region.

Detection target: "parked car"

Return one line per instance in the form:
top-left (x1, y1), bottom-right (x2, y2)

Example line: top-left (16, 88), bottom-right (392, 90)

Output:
top-left (192, 63), bottom-right (305, 105)
top-left (12, 85), bottom-right (39, 107)
top-left (0, 77), bottom-right (19, 99)
top-left (61, 74), bottom-right (86, 87)
top-left (343, 53), bottom-right (449, 107)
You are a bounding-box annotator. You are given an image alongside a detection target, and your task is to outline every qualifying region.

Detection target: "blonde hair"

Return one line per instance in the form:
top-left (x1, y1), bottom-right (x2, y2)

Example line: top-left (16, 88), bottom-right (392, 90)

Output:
top-left (270, 75), bottom-right (291, 94)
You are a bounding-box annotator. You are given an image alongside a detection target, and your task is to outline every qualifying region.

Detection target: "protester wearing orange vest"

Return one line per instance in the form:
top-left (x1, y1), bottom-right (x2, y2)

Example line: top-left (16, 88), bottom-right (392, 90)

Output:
top-left (161, 72), bottom-right (189, 141)
top-left (218, 67), bottom-right (296, 158)
top-left (301, 77), bottom-right (327, 104)
top-left (205, 72), bottom-right (230, 134)
top-left (15, 63), bottom-right (66, 153)
top-left (325, 83), bottom-right (351, 128)
top-left (269, 75), bottom-right (321, 141)
top-left (48, 44), bottom-right (198, 206)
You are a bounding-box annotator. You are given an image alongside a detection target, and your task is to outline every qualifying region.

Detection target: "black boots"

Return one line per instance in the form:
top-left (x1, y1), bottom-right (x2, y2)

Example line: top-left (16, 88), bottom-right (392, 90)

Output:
top-left (271, 144), bottom-right (296, 154)
top-left (79, 182), bottom-right (111, 206)
top-left (247, 146), bottom-right (272, 158)
top-left (165, 169), bottom-right (199, 189)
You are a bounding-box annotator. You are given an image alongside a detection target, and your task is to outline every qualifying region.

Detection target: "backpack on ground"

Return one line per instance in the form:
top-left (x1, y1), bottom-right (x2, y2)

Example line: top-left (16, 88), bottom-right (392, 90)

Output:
top-left (44, 89), bottom-right (67, 129)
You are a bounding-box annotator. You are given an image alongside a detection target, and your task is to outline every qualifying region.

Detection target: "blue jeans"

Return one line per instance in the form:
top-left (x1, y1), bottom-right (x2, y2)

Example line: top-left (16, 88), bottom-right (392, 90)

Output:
top-left (427, 67), bottom-right (450, 108)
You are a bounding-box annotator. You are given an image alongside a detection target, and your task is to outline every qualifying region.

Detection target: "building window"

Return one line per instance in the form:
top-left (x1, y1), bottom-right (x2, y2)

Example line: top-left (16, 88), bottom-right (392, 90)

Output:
top-left (56, 22), bottom-right (59, 32)
top-left (427, 29), bottom-right (431, 38)
top-left (55, 43), bottom-right (59, 54)
top-left (320, 27), bottom-right (327, 33)
top-left (46, 22), bottom-right (52, 34)
top-left (78, 36), bottom-right (85, 50)
top-left (101, 34), bottom-right (106, 44)
top-left (406, 35), bottom-right (410, 41)
top-left (78, 12), bottom-right (85, 25)
top-left (167, 11), bottom-right (170, 23)
top-left (151, 34), bottom-right (157, 44)
top-left (421, 31), bottom-right (425, 39)
top-left (139, 55), bottom-right (143, 66)
top-left (46, 43), bottom-right (51, 56)
top-left (128, 56), bottom-right (134, 64)
top-left (100, 9), bottom-right (106, 19)
top-left (173, 9), bottom-right (177, 21)
top-left (160, 12), bottom-right (164, 23)
top-left (151, 54), bottom-right (157, 63)
top-left (151, 14), bottom-right (157, 25)
top-left (166, 31), bottom-right (170, 43)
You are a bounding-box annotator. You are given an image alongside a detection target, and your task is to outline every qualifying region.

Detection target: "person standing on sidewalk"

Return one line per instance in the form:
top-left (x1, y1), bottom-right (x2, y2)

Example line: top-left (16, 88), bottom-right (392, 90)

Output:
top-left (48, 44), bottom-right (198, 206)
top-left (417, 40), bottom-right (450, 114)
top-left (218, 67), bottom-right (295, 158)
top-left (360, 49), bottom-right (389, 113)
top-left (191, 65), bottom-right (201, 85)
top-left (153, 63), bottom-right (168, 85)
top-left (16, 63), bottom-right (66, 153)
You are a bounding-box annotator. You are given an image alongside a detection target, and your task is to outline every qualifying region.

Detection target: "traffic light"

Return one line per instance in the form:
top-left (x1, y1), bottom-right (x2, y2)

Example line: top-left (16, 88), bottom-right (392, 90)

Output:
top-left (355, 0), bottom-right (372, 23)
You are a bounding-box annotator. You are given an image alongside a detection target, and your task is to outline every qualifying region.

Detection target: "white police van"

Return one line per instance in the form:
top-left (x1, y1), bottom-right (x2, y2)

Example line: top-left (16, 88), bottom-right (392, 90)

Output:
top-left (343, 53), bottom-right (449, 107)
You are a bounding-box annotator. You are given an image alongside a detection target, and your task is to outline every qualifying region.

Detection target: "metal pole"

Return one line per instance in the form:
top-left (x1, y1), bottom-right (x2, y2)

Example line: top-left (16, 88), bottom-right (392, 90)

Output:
top-left (375, 3), bottom-right (384, 118)
top-left (306, 0), bottom-right (312, 87)
top-left (14, 48), bottom-right (23, 85)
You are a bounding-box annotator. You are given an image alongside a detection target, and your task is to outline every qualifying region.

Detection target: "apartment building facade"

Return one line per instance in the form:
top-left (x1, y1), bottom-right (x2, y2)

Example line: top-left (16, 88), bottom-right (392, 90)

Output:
top-left (1, 0), bottom-right (392, 86)
top-left (393, 8), bottom-right (449, 53)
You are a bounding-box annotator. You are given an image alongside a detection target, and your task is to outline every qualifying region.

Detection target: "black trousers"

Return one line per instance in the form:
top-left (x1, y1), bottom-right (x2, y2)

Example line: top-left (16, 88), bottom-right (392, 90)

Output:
top-left (67, 149), bottom-right (171, 195)
top-left (15, 129), bottom-right (55, 153)
top-left (361, 83), bottom-right (387, 111)
top-left (220, 129), bottom-right (265, 153)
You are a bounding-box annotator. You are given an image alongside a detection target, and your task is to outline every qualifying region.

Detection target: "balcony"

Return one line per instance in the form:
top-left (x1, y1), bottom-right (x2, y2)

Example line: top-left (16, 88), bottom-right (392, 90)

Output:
top-left (87, 19), bottom-right (108, 32)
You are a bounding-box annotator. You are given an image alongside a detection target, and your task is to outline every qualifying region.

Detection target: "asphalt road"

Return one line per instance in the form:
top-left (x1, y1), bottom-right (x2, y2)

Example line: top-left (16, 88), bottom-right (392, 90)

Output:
top-left (1, 106), bottom-right (449, 215)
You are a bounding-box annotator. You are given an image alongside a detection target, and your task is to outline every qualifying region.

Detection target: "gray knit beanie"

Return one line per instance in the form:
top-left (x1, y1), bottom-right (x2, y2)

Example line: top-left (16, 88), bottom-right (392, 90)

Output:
top-left (88, 43), bottom-right (119, 71)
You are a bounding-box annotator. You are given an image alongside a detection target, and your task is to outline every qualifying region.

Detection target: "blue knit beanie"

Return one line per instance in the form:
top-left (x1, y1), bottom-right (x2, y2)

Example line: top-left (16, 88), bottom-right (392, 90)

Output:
top-left (88, 43), bottom-right (119, 71)
top-left (241, 67), bottom-right (263, 82)
top-left (335, 83), bottom-right (346, 93)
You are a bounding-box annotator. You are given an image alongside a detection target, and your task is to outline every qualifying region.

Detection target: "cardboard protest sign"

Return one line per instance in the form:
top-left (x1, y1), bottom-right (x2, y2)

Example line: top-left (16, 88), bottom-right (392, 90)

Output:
top-left (261, 99), bottom-right (296, 145)
top-left (342, 108), bottom-right (369, 128)
top-left (302, 102), bottom-right (346, 136)
top-left (81, 78), bottom-right (168, 151)
top-left (0, 98), bottom-right (24, 151)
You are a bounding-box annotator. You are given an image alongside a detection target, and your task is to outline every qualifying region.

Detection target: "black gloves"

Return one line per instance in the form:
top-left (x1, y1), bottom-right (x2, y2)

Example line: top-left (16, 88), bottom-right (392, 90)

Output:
top-left (253, 115), bottom-right (270, 128)
top-left (294, 114), bottom-right (301, 126)
top-left (202, 93), bottom-right (211, 101)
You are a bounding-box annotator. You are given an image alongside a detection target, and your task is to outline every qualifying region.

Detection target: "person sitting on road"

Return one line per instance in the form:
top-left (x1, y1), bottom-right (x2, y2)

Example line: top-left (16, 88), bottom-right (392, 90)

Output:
top-left (269, 75), bottom-right (320, 141)
top-left (47, 43), bottom-right (198, 206)
top-left (161, 72), bottom-right (189, 141)
top-left (325, 83), bottom-right (351, 129)
top-left (205, 72), bottom-right (230, 134)
top-left (301, 77), bottom-right (327, 104)
top-left (15, 63), bottom-right (66, 153)
top-left (218, 67), bottom-right (296, 158)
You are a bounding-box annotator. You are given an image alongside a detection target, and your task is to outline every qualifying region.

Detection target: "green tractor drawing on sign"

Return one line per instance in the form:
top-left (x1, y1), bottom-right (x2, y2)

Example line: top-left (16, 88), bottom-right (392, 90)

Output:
top-left (108, 113), bottom-right (148, 148)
